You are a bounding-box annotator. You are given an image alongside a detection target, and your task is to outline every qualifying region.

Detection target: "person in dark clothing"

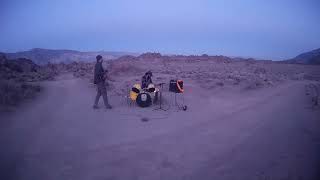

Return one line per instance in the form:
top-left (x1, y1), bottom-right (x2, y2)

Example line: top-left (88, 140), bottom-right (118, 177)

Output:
top-left (93, 55), bottom-right (112, 109)
top-left (141, 70), bottom-right (159, 103)
top-left (141, 70), bottom-right (153, 89)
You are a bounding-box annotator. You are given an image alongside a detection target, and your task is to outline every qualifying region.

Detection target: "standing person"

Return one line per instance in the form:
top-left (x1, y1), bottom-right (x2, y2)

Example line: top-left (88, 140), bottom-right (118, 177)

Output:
top-left (93, 55), bottom-right (112, 109)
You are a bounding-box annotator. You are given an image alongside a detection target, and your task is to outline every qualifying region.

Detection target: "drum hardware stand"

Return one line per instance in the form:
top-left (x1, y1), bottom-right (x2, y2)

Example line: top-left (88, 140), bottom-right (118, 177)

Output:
top-left (154, 83), bottom-right (167, 111)
top-left (173, 92), bottom-right (187, 111)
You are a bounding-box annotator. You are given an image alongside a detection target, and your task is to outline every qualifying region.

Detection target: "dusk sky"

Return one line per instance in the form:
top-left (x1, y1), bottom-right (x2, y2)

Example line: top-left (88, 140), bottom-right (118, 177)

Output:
top-left (1, 0), bottom-right (319, 60)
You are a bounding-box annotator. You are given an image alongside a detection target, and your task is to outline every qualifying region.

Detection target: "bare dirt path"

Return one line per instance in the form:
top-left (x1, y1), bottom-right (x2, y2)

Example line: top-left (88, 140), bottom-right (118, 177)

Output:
top-left (1, 75), bottom-right (319, 180)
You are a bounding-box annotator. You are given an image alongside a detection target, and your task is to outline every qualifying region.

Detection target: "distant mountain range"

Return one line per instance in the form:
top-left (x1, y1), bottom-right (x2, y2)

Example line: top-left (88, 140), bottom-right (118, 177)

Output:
top-left (3, 48), bottom-right (320, 65)
top-left (4, 48), bottom-right (139, 65)
top-left (287, 48), bottom-right (320, 65)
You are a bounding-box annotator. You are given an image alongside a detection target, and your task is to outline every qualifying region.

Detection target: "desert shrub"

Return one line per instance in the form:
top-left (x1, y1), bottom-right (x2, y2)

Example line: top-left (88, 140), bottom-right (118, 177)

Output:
top-left (216, 81), bottom-right (224, 86)
top-left (0, 80), bottom-right (41, 106)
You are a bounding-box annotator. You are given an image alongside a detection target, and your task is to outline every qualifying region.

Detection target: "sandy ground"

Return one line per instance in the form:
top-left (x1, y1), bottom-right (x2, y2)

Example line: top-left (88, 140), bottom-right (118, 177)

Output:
top-left (1, 73), bottom-right (320, 180)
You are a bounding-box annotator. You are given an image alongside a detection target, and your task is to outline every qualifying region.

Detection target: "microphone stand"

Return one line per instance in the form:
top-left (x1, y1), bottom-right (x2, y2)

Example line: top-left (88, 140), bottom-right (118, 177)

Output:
top-left (154, 83), bottom-right (167, 111)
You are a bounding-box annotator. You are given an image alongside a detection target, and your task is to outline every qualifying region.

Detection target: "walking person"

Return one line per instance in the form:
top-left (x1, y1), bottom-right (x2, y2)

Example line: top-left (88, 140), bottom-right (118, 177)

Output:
top-left (93, 55), bottom-right (112, 109)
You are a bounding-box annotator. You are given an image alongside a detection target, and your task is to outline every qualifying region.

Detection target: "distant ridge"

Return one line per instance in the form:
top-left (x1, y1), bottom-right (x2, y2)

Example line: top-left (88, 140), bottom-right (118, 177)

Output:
top-left (5, 48), bottom-right (139, 65)
top-left (287, 48), bottom-right (320, 65)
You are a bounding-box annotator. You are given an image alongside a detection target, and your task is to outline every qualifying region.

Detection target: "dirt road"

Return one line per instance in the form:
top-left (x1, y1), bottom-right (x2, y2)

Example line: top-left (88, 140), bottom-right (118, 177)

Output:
top-left (1, 76), bottom-right (319, 180)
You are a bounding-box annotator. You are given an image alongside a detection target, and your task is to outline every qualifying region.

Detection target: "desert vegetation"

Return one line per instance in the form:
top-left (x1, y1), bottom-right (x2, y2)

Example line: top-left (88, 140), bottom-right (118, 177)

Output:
top-left (0, 53), bottom-right (56, 110)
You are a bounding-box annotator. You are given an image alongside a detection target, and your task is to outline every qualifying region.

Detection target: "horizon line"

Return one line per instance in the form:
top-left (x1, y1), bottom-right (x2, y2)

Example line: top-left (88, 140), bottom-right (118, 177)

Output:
top-left (1, 47), bottom-right (284, 61)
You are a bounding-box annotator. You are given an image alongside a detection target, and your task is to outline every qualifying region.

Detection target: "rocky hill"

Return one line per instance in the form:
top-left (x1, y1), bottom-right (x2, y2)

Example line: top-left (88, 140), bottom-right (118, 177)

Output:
top-left (5, 48), bottom-right (139, 65)
top-left (287, 48), bottom-right (320, 65)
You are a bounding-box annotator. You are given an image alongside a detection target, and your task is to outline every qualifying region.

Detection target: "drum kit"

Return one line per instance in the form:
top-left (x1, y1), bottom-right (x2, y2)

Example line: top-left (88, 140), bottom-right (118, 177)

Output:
top-left (128, 79), bottom-right (187, 111)
top-left (130, 83), bottom-right (159, 108)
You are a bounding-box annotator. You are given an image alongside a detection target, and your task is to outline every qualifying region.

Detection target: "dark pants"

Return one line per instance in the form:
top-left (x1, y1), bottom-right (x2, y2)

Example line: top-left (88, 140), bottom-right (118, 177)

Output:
top-left (94, 82), bottom-right (110, 107)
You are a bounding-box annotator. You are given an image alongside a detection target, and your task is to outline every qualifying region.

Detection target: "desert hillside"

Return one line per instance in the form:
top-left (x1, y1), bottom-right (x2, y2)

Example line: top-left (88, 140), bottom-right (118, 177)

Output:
top-left (65, 52), bottom-right (320, 91)
top-left (2, 52), bottom-right (320, 110)
top-left (1, 52), bottom-right (320, 180)
top-left (2, 0), bottom-right (320, 179)
top-left (287, 48), bottom-right (320, 65)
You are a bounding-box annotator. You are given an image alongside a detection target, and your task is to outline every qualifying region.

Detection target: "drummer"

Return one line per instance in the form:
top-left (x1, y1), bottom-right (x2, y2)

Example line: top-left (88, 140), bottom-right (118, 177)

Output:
top-left (141, 70), bottom-right (159, 103)
top-left (141, 70), bottom-right (153, 89)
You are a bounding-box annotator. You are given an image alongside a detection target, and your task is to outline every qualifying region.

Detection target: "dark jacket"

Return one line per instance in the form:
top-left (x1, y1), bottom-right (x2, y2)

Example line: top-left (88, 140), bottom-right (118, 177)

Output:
top-left (94, 62), bottom-right (106, 84)
top-left (141, 73), bottom-right (153, 89)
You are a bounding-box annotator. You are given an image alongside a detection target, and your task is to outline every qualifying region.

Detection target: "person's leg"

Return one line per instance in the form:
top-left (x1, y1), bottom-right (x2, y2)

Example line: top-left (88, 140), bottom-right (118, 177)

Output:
top-left (93, 84), bottom-right (102, 108)
top-left (100, 83), bottom-right (112, 109)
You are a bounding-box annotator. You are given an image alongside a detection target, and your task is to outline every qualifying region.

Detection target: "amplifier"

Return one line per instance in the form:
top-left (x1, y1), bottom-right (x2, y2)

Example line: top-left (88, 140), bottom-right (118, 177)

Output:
top-left (169, 80), bottom-right (184, 93)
